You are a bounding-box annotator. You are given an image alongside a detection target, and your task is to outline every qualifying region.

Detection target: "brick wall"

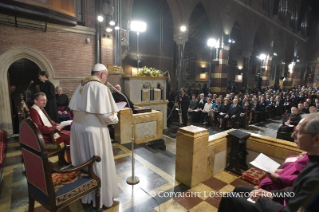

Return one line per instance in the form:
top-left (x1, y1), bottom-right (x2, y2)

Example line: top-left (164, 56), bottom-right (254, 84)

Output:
top-left (0, 24), bottom-right (96, 94)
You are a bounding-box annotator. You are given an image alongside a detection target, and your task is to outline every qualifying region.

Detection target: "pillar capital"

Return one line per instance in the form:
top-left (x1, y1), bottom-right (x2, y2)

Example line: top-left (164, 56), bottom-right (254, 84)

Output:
top-left (174, 32), bottom-right (188, 45)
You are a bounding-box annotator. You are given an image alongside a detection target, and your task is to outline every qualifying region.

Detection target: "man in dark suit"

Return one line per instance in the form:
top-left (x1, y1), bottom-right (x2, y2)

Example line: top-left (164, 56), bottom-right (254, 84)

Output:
top-left (38, 71), bottom-right (59, 123)
top-left (222, 99), bottom-right (241, 129)
top-left (218, 113), bottom-right (319, 212)
top-left (278, 107), bottom-right (301, 133)
top-left (179, 88), bottom-right (190, 126)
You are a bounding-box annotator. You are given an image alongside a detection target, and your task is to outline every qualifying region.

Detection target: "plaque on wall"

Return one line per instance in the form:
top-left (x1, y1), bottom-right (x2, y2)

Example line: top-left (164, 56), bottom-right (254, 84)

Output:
top-left (141, 89), bottom-right (150, 102)
top-left (154, 89), bottom-right (161, 101)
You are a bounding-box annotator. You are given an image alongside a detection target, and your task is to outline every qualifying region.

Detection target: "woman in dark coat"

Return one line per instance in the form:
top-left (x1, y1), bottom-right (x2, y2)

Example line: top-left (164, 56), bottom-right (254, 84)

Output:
top-left (217, 98), bottom-right (230, 129)
top-left (38, 71), bottom-right (59, 123)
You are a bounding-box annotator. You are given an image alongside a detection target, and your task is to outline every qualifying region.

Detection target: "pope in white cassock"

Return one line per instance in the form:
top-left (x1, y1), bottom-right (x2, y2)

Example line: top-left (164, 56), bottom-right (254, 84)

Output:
top-left (69, 63), bottom-right (119, 208)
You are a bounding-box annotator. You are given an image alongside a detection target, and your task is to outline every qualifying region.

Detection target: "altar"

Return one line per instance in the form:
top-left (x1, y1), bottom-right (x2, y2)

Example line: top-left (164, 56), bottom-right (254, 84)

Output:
top-left (123, 76), bottom-right (168, 129)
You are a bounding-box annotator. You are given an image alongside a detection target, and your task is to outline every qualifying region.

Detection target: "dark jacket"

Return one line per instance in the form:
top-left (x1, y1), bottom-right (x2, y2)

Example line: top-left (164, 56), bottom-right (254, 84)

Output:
top-left (226, 104), bottom-right (242, 117)
top-left (179, 93), bottom-right (190, 111)
top-left (40, 80), bottom-right (59, 122)
top-left (112, 92), bottom-right (134, 109)
top-left (196, 99), bottom-right (206, 110)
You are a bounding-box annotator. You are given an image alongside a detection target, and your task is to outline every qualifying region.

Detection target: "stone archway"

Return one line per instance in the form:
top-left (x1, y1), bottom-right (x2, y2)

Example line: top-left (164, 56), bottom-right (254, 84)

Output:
top-left (0, 46), bottom-right (55, 134)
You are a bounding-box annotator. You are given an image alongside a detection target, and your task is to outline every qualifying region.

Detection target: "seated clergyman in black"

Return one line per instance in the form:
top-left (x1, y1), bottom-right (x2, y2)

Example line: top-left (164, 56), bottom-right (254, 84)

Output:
top-left (218, 113), bottom-right (319, 212)
top-left (278, 107), bottom-right (301, 133)
top-left (112, 84), bottom-right (138, 109)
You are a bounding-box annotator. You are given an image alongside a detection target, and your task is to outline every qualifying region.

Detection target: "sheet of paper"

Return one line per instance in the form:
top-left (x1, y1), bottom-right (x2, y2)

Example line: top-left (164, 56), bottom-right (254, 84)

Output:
top-left (285, 157), bottom-right (298, 163)
top-left (116, 102), bottom-right (127, 110)
top-left (60, 120), bottom-right (73, 127)
top-left (250, 153), bottom-right (280, 173)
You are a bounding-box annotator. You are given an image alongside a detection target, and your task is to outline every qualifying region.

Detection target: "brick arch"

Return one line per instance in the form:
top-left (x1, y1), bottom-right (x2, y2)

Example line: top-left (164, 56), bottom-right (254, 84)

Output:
top-left (0, 46), bottom-right (55, 134)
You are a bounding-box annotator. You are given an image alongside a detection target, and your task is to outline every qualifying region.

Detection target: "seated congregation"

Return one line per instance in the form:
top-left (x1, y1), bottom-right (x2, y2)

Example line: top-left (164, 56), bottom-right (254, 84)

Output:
top-left (177, 84), bottom-right (319, 142)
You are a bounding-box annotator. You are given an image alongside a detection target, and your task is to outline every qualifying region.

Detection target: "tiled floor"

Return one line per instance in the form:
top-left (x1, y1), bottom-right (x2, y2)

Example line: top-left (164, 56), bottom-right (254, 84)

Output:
top-left (0, 118), bottom-right (280, 212)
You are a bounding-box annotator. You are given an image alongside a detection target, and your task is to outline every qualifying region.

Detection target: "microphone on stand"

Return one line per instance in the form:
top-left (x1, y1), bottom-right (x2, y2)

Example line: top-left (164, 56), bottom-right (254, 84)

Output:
top-left (106, 82), bottom-right (140, 185)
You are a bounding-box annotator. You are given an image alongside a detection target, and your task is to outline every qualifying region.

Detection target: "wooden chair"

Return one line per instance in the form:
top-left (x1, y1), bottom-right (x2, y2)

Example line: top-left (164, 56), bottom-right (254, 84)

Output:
top-left (19, 119), bottom-right (101, 212)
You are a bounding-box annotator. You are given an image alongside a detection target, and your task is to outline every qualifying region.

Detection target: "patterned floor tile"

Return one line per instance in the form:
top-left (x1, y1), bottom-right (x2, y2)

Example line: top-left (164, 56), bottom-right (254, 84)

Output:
top-left (12, 166), bottom-right (25, 183)
top-left (189, 201), bottom-right (218, 212)
top-left (202, 177), bottom-right (228, 191)
top-left (4, 155), bottom-right (23, 167)
top-left (230, 178), bottom-right (256, 188)
top-left (213, 170), bottom-right (239, 184)
top-left (218, 184), bottom-right (235, 193)
top-left (154, 199), bottom-right (188, 212)
top-left (205, 195), bottom-right (222, 208)
top-left (10, 183), bottom-right (28, 210)
top-left (112, 146), bottom-right (126, 157)
top-left (114, 156), bottom-right (144, 174)
top-left (188, 183), bottom-right (216, 200)
top-left (173, 191), bottom-right (203, 210)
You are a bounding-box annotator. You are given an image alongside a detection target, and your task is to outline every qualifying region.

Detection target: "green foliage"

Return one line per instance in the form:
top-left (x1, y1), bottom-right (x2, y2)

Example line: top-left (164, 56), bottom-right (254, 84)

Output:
top-left (136, 66), bottom-right (162, 77)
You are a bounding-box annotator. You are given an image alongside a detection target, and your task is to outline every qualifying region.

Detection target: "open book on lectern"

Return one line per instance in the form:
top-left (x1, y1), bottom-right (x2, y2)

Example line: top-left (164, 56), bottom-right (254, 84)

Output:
top-left (250, 153), bottom-right (280, 173)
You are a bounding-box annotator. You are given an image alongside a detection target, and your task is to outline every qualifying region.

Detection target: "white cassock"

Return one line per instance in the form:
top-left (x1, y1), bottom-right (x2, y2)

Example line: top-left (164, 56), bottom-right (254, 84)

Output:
top-left (69, 77), bottom-right (119, 207)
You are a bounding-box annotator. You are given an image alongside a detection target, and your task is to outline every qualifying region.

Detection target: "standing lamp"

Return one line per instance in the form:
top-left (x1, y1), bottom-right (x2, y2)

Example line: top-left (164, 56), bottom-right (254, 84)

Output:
top-left (125, 20), bottom-right (146, 185)
top-left (130, 21), bottom-right (147, 70)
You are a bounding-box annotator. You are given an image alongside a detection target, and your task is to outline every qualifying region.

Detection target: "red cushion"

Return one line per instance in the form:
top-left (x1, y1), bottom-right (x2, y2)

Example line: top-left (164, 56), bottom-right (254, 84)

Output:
top-left (241, 168), bottom-right (266, 185)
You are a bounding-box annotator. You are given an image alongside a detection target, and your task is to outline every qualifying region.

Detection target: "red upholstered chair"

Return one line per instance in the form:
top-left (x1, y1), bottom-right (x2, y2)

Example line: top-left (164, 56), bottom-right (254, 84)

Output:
top-left (19, 119), bottom-right (101, 212)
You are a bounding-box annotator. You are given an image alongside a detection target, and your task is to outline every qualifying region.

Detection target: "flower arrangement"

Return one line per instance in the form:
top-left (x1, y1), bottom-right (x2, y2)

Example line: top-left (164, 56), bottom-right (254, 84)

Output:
top-left (136, 66), bottom-right (162, 77)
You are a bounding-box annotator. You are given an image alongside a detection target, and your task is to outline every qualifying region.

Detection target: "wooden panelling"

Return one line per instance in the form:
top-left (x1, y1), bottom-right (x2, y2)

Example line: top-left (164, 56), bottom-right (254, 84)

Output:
top-left (14, 0), bottom-right (75, 17)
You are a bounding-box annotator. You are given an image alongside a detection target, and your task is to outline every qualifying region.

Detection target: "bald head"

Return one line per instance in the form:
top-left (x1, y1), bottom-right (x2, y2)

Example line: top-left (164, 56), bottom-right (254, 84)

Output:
top-left (115, 84), bottom-right (121, 92)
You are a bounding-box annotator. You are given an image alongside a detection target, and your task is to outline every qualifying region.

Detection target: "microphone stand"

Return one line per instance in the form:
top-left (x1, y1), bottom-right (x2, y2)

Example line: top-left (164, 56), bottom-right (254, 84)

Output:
top-left (107, 83), bottom-right (140, 185)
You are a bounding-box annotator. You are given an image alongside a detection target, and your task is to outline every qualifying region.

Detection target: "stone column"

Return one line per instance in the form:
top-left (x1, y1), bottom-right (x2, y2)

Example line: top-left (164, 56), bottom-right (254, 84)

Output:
top-left (211, 40), bottom-right (229, 94)
top-left (241, 51), bottom-right (251, 91)
top-left (175, 126), bottom-right (209, 187)
top-left (174, 33), bottom-right (188, 92)
top-left (113, 0), bottom-right (121, 66)
top-left (261, 56), bottom-right (272, 89)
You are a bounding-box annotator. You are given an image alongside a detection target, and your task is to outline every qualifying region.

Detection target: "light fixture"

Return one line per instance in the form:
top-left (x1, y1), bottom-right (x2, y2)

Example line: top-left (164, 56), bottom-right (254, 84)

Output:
top-left (238, 66), bottom-right (243, 70)
top-left (200, 73), bottom-right (207, 80)
top-left (273, 52), bottom-right (277, 56)
top-left (228, 39), bottom-right (232, 43)
top-left (180, 25), bottom-right (186, 32)
top-left (106, 27), bottom-right (113, 32)
top-left (282, 62), bottom-right (286, 64)
top-left (114, 26), bottom-right (120, 30)
top-left (127, 20), bottom-right (147, 186)
top-left (130, 21), bottom-right (146, 32)
top-left (288, 63), bottom-right (294, 70)
top-left (109, 20), bottom-right (115, 26)
top-left (296, 59), bottom-right (300, 62)
top-left (97, 15), bottom-right (104, 22)
top-left (258, 54), bottom-right (267, 60)
top-left (207, 38), bottom-right (217, 48)
top-left (236, 74), bottom-right (243, 82)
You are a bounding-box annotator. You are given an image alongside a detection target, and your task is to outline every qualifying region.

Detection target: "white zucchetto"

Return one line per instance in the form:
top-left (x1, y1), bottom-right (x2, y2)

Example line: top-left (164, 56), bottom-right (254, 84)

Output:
top-left (92, 63), bottom-right (107, 72)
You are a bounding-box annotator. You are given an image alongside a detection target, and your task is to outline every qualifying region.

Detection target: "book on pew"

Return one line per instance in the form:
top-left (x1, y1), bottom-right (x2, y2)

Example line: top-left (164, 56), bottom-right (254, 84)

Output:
top-left (250, 153), bottom-right (280, 173)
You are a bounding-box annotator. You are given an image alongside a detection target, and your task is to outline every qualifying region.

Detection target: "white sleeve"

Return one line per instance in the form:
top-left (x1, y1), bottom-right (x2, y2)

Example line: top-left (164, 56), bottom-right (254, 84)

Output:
top-left (97, 112), bottom-right (119, 125)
